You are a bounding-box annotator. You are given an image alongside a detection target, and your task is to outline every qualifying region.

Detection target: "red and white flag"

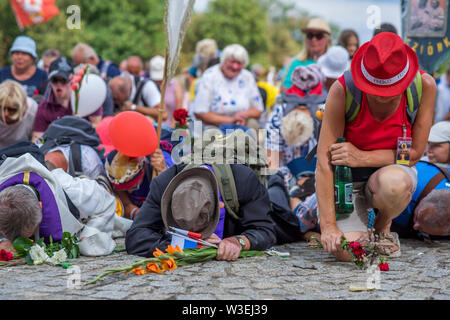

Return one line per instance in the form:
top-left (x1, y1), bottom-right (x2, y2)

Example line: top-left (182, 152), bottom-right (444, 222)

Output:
top-left (10, 0), bottom-right (59, 28)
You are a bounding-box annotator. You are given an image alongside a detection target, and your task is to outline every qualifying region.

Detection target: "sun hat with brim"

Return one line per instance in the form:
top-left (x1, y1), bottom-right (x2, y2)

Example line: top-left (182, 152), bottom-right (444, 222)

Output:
top-left (9, 36), bottom-right (38, 59)
top-left (428, 121), bottom-right (450, 143)
top-left (318, 45), bottom-right (350, 79)
top-left (350, 32), bottom-right (419, 97)
top-left (105, 150), bottom-right (146, 191)
top-left (161, 167), bottom-right (220, 239)
top-left (301, 18), bottom-right (331, 35)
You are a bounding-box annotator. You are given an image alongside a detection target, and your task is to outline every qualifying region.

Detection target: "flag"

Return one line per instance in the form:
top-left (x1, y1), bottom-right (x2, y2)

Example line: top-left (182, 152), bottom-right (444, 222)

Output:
top-left (403, 0), bottom-right (450, 73)
top-left (164, 0), bottom-right (196, 81)
top-left (10, 0), bottom-right (59, 29)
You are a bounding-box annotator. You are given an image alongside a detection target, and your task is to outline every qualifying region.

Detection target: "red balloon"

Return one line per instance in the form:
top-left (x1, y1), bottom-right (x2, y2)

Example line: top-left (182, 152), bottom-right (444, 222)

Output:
top-left (96, 116), bottom-right (115, 156)
top-left (109, 111), bottom-right (158, 157)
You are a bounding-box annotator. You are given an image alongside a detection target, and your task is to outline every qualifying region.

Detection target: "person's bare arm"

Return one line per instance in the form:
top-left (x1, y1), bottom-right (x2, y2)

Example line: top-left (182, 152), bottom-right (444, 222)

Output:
top-left (195, 112), bottom-right (236, 127)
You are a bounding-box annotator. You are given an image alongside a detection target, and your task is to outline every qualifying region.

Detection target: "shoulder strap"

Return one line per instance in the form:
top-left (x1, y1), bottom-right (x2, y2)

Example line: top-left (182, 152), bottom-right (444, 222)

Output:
top-left (132, 79), bottom-right (149, 106)
top-left (211, 164), bottom-right (240, 220)
top-left (68, 143), bottom-right (83, 177)
top-left (344, 70), bottom-right (362, 123)
top-left (405, 71), bottom-right (422, 128)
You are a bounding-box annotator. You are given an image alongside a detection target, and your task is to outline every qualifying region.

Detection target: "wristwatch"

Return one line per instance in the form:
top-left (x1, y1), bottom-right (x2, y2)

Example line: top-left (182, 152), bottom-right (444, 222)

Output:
top-left (235, 236), bottom-right (246, 250)
top-left (130, 104), bottom-right (137, 111)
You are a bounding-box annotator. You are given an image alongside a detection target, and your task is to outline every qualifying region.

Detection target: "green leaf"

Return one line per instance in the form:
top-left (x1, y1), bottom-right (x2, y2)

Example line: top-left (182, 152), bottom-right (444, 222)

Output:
top-left (13, 237), bottom-right (34, 256)
top-left (25, 254), bottom-right (34, 266)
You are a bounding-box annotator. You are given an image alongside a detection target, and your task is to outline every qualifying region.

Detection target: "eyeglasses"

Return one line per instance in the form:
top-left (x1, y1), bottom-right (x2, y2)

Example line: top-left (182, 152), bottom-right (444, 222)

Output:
top-left (306, 32), bottom-right (325, 40)
top-left (50, 77), bottom-right (68, 85)
top-left (2, 106), bottom-right (19, 114)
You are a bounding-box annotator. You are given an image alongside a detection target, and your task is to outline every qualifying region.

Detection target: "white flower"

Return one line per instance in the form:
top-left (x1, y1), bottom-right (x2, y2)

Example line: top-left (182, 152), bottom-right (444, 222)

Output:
top-left (47, 249), bottom-right (68, 265)
top-left (29, 245), bottom-right (49, 265)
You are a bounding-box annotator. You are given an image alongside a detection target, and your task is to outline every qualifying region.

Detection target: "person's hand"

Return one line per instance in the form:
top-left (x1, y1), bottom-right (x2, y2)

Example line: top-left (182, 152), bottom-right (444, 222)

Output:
top-left (125, 203), bottom-right (140, 220)
top-left (329, 142), bottom-right (361, 167)
top-left (121, 101), bottom-right (133, 111)
top-left (0, 239), bottom-right (15, 253)
top-left (320, 224), bottom-right (344, 254)
top-left (150, 149), bottom-right (166, 174)
top-left (233, 111), bottom-right (248, 126)
top-left (216, 236), bottom-right (242, 261)
top-left (203, 233), bottom-right (221, 246)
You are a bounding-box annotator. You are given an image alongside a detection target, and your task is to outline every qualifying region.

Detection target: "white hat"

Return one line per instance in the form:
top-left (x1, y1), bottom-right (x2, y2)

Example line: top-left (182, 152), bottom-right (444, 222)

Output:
top-left (318, 46), bottom-right (350, 79)
top-left (428, 121), bottom-right (450, 143)
top-left (149, 55), bottom-right (165, 81)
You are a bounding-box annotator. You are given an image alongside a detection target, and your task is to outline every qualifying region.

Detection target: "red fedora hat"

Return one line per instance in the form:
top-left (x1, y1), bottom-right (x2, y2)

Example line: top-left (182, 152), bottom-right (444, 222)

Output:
top-left (351, 32), bottom-right (419, 97)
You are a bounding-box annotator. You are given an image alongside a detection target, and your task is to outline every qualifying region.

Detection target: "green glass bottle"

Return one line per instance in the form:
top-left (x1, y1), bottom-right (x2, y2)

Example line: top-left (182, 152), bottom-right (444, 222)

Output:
top-left (334, 137), bottom-right (354, 219)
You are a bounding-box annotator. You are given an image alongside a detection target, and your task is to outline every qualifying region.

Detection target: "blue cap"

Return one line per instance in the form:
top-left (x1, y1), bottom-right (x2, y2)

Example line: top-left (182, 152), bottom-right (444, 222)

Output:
top-left (9, 36), bottom-right (37, 59)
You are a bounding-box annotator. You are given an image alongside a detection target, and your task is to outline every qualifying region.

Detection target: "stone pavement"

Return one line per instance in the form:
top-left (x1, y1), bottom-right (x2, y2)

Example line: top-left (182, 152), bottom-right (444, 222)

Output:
top-left (0, 238), bottom-right (448, 300)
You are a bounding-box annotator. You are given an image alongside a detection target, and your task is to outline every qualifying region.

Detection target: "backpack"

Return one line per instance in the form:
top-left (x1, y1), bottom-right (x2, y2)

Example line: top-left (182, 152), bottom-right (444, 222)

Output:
top-left (0, 141), bottom-right (81, 220)
top-left (180, 129), bottom-right (269, 220)
top-left (38, 116), bottom-right (103, 177)
top-left (133, 78), bottom-right (161, 107)
top-left (344, 70), bottom-right (422, 126)
top-left (0, 141), bottom-right (46, 167)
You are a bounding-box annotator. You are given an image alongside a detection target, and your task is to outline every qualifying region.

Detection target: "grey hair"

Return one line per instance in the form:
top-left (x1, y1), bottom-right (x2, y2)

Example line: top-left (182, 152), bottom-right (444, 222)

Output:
top-left (0, 186), bottom-right (42, 240)
top-left (72, 43), bottom-right (98, 62)
top-left (220, 44), bottom-right (249, 68)
top-left (416, 189), bottom-right (450, 235)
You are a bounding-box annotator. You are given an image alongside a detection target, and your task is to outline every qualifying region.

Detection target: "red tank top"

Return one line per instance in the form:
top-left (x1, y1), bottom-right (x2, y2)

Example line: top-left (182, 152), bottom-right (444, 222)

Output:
top-left (338, 76), bottom-right (412, 151)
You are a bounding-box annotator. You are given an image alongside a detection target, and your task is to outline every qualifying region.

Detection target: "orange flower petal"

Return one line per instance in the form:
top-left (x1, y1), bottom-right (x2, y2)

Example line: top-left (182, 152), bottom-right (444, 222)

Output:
top-left (153, 248), bottom-right (165, 258)
top-left (161, 258), bottom-right (177, 271)
top-left (146, 262), bottom-right (164, 274)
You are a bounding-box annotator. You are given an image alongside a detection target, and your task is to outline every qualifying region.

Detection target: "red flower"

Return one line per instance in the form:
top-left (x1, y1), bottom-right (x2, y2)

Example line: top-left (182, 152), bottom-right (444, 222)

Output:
top-left (349, 241), bottom-right (362, 251)
top-left (0, 249), bottom-right (13, 261)
top-left (173, 109), bottom-right (188, 122)
top-left (378, 262), bottom-right (389, 271)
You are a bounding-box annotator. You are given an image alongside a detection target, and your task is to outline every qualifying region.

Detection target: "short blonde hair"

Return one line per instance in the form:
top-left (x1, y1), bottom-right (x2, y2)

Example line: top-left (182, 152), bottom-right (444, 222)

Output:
top-left (0, 80), bottom-right (28, 123)
top-left (281, 111), bottom-right (314, 147)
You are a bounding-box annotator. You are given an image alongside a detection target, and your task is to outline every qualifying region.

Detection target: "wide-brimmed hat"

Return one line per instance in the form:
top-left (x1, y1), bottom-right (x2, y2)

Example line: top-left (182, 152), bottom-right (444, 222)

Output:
top-left (428, 121), bottom-right (450, 143)
top-left (48, 57), bottom-right (73, 81)
top-left (9, 36), bottom-right (37, 59)
top-left (161, 167), bottom-right (220, 239)
top-left (105, 150), bottom-right (146, 191)
top-left (318, 45), bottom-right (350, 79)
top-left (301, 18), bottom-right (331, 35)
top-left (351, 32), bottom-right (419, 97)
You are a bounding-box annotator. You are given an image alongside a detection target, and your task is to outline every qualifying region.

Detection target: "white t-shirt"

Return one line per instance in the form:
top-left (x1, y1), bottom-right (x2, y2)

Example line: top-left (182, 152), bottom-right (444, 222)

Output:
top-left (125, 72), bottom-right (161, 108)
top-left (0, 97), bottom-right (37, 149)
top-left (48, 144), bottom-right (105, 179)
top-left (190, 65), bottom-right (264, 122)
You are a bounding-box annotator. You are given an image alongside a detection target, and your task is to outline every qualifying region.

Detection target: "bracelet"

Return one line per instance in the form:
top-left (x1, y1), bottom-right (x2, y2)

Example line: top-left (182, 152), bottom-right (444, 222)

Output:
top-left (130, 104), bottom-right (137, 111)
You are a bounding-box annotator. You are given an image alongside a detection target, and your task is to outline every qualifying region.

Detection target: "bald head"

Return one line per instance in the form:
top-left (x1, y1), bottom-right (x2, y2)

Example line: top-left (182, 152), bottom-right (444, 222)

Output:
top-left (127, 56), bottom-right (143, 77)
top-left (109, 76), bottom-right (132, 106)
top-left (414, 189), bottom-right (450, 236)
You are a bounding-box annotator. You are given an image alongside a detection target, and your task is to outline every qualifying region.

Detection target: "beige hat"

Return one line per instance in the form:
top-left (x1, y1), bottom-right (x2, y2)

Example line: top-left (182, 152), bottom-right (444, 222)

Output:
top-left (161, 167), bottom-right (220, 239)
top-left (428, 121), bottom-right (450, 143)
top-left (301, 18), bottom-right (331, 35)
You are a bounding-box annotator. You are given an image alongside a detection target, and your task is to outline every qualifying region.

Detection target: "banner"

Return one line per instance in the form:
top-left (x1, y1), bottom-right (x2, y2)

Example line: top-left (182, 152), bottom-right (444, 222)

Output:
top-left (165, 0), bottom-right (196, 81)
top-left (403, 0), bottom-right (450, 73)
top-left (10, 0), bottom-right (59, 29)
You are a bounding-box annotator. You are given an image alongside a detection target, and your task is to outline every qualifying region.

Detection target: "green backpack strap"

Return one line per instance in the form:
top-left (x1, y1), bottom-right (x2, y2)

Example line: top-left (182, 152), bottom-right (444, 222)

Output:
top-left (405, 71), bottom-right (422, 128)
top-left (344, 70), bottom-right (422, 126)
top-left (344, 70), bottom-right (362, 123)
top-left (211, 163), bottom-right (240, 220)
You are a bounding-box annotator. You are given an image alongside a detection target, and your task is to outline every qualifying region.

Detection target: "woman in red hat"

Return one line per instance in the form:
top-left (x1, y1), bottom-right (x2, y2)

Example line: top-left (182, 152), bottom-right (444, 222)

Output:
top-left (315, 32), bottom-right (436, 261)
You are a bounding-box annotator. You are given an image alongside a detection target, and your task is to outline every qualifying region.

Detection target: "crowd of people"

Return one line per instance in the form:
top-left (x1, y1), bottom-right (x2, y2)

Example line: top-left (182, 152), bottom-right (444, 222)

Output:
top-left (0, 16), bottom-right (449, 264)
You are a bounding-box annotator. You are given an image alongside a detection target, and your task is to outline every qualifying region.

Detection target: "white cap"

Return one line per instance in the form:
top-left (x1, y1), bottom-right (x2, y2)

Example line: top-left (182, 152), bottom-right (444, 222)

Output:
top-left (149, 55), bottom-right (165, 81)
top-left (428, 121), bottom-right (450, 143)
top-left (318, 46), bottom-right (350, 79)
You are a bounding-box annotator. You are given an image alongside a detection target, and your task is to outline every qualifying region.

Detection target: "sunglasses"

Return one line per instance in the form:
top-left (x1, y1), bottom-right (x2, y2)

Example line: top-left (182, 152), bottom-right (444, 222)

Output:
top-left (306, 32), bottom-right (325, 40)
top-left (3, 106), bottom-right (18, 114)
top-left (50, 77), bottom-right (68, 85)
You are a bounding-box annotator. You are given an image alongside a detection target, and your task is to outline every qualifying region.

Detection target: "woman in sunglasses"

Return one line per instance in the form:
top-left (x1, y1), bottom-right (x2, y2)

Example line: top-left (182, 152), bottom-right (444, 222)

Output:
top-left (0, 80), bottom-right (38, 149)
top-left (281, 18), bottom-right (332, 91)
